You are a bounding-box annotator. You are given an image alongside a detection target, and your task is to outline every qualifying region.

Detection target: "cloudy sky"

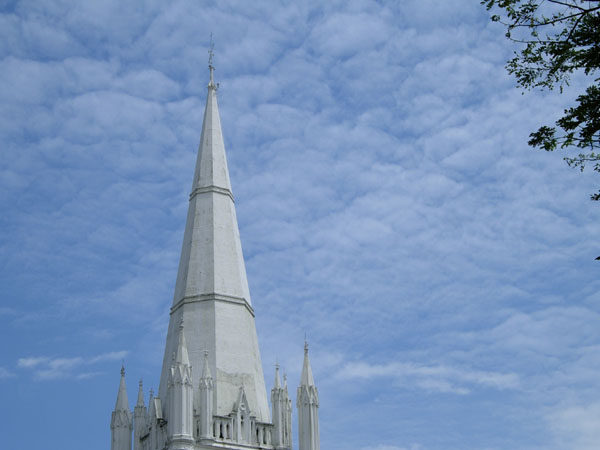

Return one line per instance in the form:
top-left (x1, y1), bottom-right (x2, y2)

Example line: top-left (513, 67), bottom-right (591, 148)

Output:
top-left (1, 1), bottom-right (599, 449)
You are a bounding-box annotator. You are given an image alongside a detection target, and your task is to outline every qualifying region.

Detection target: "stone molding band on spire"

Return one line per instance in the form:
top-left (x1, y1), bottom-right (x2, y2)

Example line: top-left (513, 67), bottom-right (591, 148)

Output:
top-left (170, 293), bottom-right (255, 317)
top-left (189, 185), bottom-right (235, 202)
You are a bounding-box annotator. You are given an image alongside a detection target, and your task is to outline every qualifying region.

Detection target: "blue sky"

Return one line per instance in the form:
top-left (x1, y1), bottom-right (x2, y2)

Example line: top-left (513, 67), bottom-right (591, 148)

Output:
top-left (1, 1), bottom-right (599, 449)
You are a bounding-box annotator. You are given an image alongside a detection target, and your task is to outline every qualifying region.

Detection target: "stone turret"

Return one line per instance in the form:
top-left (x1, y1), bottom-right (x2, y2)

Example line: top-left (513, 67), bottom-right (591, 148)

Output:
top-left (272, 364), bottom-right (292, 449)
top-left (134, 379), bottom-right (147, 450)
top-left (167, 320), bottom-right (195, 449)
top-left (297, 343), bottom-right (319, 450)
top-left (198, 350), bottom-right (214, 441)
top-left (283, 374), bottom-right (293, 449)
top-left (111, 366), bottom-right (133, 450)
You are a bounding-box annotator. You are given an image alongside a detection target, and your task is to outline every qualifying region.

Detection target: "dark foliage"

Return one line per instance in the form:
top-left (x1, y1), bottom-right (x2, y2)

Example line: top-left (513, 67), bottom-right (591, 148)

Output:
top-left (482, 0), bottom-right (600, 200)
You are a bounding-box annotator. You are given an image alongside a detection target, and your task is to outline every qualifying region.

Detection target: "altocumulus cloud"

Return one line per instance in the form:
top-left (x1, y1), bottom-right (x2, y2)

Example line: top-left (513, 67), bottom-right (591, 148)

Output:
top-left (361, 446), bottom-right (423, 450)
top-left (0, 367), bottom-right (15, 379)
top-left (1, 1), bottom-right (599, 450)
top-left (17, 351), bottom-right (128, 380)
top-left (337, 361), bottom-right (520, 395)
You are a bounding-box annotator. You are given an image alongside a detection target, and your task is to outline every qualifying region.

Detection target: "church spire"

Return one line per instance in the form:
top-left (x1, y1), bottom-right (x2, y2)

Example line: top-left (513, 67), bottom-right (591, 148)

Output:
top-left (274, 363), bottom-right (281, 389)
top-left (111, 49), bottom-right (325, 449)
top-left (136, 379), bottom-right (145, 408)
top-left (157, 45), bottom-right (270, 423)
top-left (169, 42), bottom-right (249, 308)
top-left (198, 350), bottom-right (214, 441)
top-left (167, 320), bottom-right (194, 447)
top-left (297, 342), bottom-right (320, 450)
top-left (175, 319), bottom-right (190, 366)
top-left (300, 341), bottom-right (315, 387)
top-left (271, 362), bottom-right (292, 449)
top-left (201, 350), bottom-right (212, 380)
top-left (115, 365), bottom-right (130, 412)
top-left (134, 379), bottom-right (147, 450)
top-left (111, 366), bottom-right (132, 450)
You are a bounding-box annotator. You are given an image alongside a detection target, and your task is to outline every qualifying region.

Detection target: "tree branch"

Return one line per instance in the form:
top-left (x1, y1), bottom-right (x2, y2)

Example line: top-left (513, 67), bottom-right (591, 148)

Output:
top-left (547, 0), bottom-right (587, 12)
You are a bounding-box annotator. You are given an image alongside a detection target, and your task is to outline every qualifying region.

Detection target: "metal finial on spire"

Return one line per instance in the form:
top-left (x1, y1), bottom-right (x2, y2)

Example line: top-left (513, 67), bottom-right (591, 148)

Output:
top-left (208, 33), bottom-right (216, 88)
top-left (121, 362), bottom-right (125, 376)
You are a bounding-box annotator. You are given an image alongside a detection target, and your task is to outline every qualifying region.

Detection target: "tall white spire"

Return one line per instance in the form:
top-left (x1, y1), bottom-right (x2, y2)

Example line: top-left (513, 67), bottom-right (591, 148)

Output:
top-left (136, 379), bottom-right (145, 408)
top-left (158, 49), bottom-right (269, 423)
top-left (198, 351), bottom-right (214, 441)
top-left (272, 363), bottom-right (292, 449)
top-left (167, 320), bottom-right (194, 448)
top-left (297, 343), bottom-right (320, 450)
top-left (275, 363), bottom-right (282, 389)
top-left (134, 380), bottom-right (147, 450)
top-left (114, 48), bottom-right (323, 450)
top-left (300, 342), bottom-right (315, 387)
top-left (111, 366), bottom-right (133, 450)
top-left (175, 319), bottom-right (191, 366)
top-left (115, 366), bottom-right (130, 411)
top-left (171, 54), bottom-right (248, 305)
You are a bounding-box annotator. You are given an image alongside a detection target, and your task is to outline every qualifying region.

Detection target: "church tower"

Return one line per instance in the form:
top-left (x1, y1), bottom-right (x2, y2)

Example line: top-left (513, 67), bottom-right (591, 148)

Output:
top-left (297, 343), bottom-right (320, 450)
top-left (109, 51), bottom-right (320, 450)
top-left (111, 366), bottom-right (133, 450)
top-left (133, 379), bottom-right (146, 450)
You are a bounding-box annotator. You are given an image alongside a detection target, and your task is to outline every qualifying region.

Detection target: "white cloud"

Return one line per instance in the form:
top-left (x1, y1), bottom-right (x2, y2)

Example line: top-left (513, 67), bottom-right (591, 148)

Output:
top-left (18, 351), bottom-right (128, 381)
top-left (337, 361), bottom-right (519, 394)
top-left (88, 351), bottom-right (128, 364)
top-left (361, 446), bottom-right (422, 450)
top-left (547, 402), bottom-right (600, 450)
top-left (0, 307), bottom-right (17, 316)
top-left (0, 367), bottom-right (15, 379)
top-left (17, 357), bottom-right (50, 368)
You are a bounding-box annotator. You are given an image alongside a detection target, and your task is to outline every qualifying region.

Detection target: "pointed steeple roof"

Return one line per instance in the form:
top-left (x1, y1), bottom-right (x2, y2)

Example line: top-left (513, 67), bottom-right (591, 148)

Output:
top-left (171, 51), bottom-right (251, 309)
top-left (147, 387), bottom-right (155, 416)
top-left (158, 54), bottom-right (270, 422)
top-left (191, 73), bottom-right (231, 196)
top-left (201, 350), bottom-right (212, 379)
top-left (115, 365), bottom-right (130, 411)
top-left (175, 319), bottom-right (190, 366)
top-left (136, 379), bottom-right (145, 407)
top-left (300, 342), bottom-right (315, 387)
top-left (274, 363), bottom-right (281, 389)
